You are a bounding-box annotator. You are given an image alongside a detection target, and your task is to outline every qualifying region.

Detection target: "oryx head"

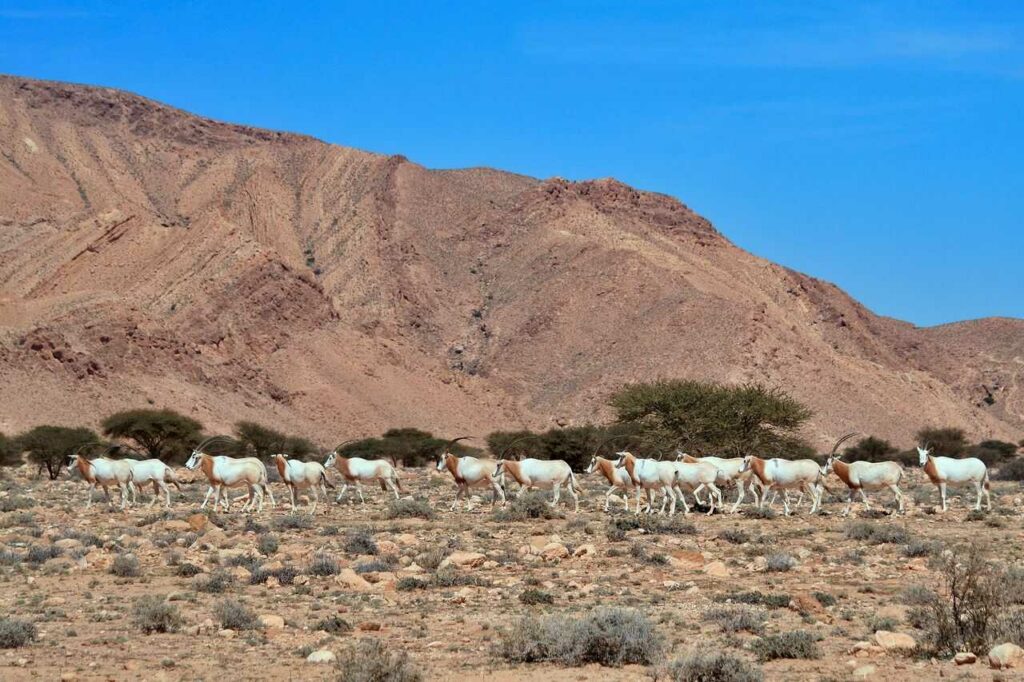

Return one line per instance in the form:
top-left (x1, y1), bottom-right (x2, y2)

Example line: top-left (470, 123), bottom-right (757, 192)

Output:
top-left (186, 435), bottom-right (230, 470)
top-left (585, 456), bottom-right (599, 474)
top-left (436, 436), bottom-right (469, 471)
top-left (825, 432), bottom-right (857, 473)
top-left (916, 445), bottom-right (931, 466)
top-left (613, 450), bottom-right (632, 469)
top-left (739, 455), bottom-right (753, 473)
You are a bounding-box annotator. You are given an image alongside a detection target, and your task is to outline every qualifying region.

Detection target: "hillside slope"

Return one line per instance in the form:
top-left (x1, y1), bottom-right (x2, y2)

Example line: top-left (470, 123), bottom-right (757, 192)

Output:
top-left (0, 75), bottom-right (1020, 448)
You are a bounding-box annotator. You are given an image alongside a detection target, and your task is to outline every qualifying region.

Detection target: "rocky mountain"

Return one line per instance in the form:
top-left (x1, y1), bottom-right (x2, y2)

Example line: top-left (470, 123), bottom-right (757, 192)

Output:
top-left (0, 74), bottom-right (1020, 449)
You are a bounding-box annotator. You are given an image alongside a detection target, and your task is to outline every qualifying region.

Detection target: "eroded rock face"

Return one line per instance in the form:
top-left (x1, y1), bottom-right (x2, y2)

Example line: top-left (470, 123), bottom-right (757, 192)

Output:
top-left (0, 75), bottom-right (1020, 449)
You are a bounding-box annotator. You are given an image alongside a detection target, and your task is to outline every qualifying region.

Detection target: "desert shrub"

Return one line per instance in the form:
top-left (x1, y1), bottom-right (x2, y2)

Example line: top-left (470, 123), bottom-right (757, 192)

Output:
top-left (902, 539), bottom-right (940, 558)
top-left (197, 568), bottom-right (234, 593)
top-left (498, 607), bottom-right (663, 667)
top-left (0, 549), bottom-right (20, 565)
top-left (314, 615), bottom-right (352, 634)
top-left (433, 568), bottom-right (488, 588)
top-left (704, 607), bottom-right (766, 634)
top-left (335, 638), bottom-right (422, 682)
top-left (844, 521), bottom-right (911, 545)
top-left (225, 553), bottom-right (262, 572)
top-left (900, 584), bottom-right (936, 606)
top-left (743, 506), bottom-right (776, 520)
top-left (749, 631), bottom-right (819, 662)
top-left (658, 650), bottom-right (764, 682)
top-left (0, 496), bottom-right (35, 512)
top-left (25, 544), bottom-right (62, 564)
top-left (492, 492), bottom-right (563, 521)
top-left (609, 515), bottom-right (697, 536)
top-left (214, 599), bottom-right (262, 630)
top-left (110, 554), bottom-right (141, 578)
top-left (718, 529), bottom-right (751, 545)
top-left (995, 457), bottom-right (1024, 481)
top-left (629, 542), bottom-right (669, 566)
top-left (0, 618), bottom-right (38, 648)
top-left (765, 553), bottom-right (796, 572)
top-left (175, 563), bottom-right (202, 577)
top-left (256, 534), bottom-right (279, 556)
top-left (344, 528), bottom-right (378, 556)
top-left (273, 513), bottom-right (312, 530)
top-left (968, 440), bottom-right (1018, 467)
top-left (714, 591), bottom-right (791, 610)
top-left (396, 576), bottom-right (429, 591)
top-left (813, 592), bottom-right (837, 607)
top-left (354, 556), bottom-right (397, 574)
top-left (519, 588), bottom-right (555, 605)
top-left (132, 596), bottom-right (183, 634)
top-left (307, 552), bottom-right (340, 576)
top-left (913, 549), bottom-right (1022, 656)
top-left (250, 565), bottom-right (299, 586)
top-left (386, 498), bottom-right (434, 520)
top-left (415, 547), bottom-right (447, 570)
top-left (866, 615), bottom-right (899, 632)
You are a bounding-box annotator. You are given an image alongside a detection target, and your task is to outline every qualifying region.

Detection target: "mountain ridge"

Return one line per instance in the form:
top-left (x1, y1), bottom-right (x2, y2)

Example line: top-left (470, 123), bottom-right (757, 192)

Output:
top-left (0, 74), bottom-right (1020, 449)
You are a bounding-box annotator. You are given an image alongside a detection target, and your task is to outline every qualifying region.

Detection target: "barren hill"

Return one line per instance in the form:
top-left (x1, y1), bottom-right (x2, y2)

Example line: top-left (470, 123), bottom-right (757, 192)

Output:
top-left (0, 74), bottom-right (1020, 449)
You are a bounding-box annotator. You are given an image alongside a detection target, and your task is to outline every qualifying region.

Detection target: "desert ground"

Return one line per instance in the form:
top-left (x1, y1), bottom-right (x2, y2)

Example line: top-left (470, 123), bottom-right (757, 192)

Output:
top-left (0, 464), bottom-right (1021, 681)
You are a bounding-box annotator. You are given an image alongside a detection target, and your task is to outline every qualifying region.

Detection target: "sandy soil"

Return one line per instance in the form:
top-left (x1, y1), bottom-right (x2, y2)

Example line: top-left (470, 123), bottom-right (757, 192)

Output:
top-left (0, 465), bottom-right (1021, 681)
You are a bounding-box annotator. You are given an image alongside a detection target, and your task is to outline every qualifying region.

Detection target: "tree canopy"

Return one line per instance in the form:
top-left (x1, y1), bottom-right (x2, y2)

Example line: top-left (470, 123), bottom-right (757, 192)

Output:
top-left (101, 409), bottom-right (203, 463)
top-left (608, 380), bottom-right (814, 458)
top-left (915, 427), bottom-right (968, 457)
top-left (0, 432), bottom-right (21, 468)
top-left (336, 428), bottom-right (479, 467)
top-left (232, 421), bottom-right (316, 460)
top-left (18, 425), bottom-right (99, 479)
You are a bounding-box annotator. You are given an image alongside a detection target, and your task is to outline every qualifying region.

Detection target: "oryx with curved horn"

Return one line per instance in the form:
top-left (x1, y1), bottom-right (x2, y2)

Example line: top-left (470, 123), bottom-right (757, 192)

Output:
top-left (821, 433), bottom-right (905, 515)
top-left (740, 449), bottom-right (827, 515)
top-left (185, 436), bottom-right (275, 512)
top-left (66, 442), bottom-right (135, 510)
top-left (614, 450), bottom-right (680, 515)
top-left (324, 439), bottom-right (403, 504)
top-left (585, 434), bottom-right (641, 512)
top-left (494, 436), bottom-right (581, 512)
top-left (274, 452), bottom-right (333, 514)
top-left (676, 451), bottom-right (763, 513)
top-left (436, 436), bottom-right (505, 511)
top-left (916, 443), bottom-right (991, 512)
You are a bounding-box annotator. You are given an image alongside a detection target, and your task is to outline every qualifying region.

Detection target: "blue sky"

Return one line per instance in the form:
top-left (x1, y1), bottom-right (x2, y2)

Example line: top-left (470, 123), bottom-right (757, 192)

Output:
top-left (2, 1), bottom-right (1021, 326)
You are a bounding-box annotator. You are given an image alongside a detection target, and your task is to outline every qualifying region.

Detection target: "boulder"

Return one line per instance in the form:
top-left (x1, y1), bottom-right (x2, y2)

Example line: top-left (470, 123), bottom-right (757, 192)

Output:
top-left (187, 514), bottom-right (209, 532)
top-left (989, 643), bottom-right (1024, 670)
top-left (161, 520), bottom-right (192, 533)
top-left (439, 551), bottom-right (487, 569)
top-left (702, 560), bottom-right (731, 578)
top-left (335, 568), bottom-right (373, 592)
top-left (953, 652), bottom-right (976, 665)
top-left (306, 650), bottom-right (335, 664)
top-left (874, 631), bottom-right (916, 651)
top-left (540, 543), bottom-right (569, 560)
top-left (259, 615), bottom-right (285, 629)
top-left (573, 544), bottom-right (597, 559)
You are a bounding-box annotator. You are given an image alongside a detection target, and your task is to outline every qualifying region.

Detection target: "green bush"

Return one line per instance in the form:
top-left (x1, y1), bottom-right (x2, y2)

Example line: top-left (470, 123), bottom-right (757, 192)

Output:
top-left (214, 599), bottom-right (262, 631)
top-left (658, 650), bottom-right (763, 682)
top-left (749, 631), bottom-right (819, 662)
top-left (386, 498), bottom-right (435, 520)
top-left (344, 528), bottom-right (378, 555)
top-left (0, 618), bottom-right (37, 648)
top-left (132, 596), bottom-right (183, 634)
top-left (110, 554), bottom-right (141, 578)
top-left (335, 638), bottom-right (422, 682)
top-left (197, 568), bottom-right (234, 593)
top-left (995, 457), bottom-right (1024, 481)
top-left (492, 492), bottom-right (563, 521)
top-left (498, 607), bottom-right (663, 667)
top-left (314, 615), bottom-right (352, 634)
top-left (307, 552), bottom-right (340, 576)
top-left (844, 522), bottom-right (911, 545)
top-left (256, 534), bottom-right (279, 555)
top-left (704, 607), bottom-right (767, 634)
top-left (519, 589), bottom-right (555, 605)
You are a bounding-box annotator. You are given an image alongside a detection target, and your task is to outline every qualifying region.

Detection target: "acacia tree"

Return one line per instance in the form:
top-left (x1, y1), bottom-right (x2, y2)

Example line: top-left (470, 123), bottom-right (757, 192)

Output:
top-left (915, 427), bottom-right (968, 457)
top-left (608, 380), bottom-right (814, 458)
top-left (0, 433), bottom-right (20, 468)
top-left (101, 409), bottom-right (203, 463)
top-left (843, 436), bottom-right (898, 462)
top-left (17, 425), bottom-right (99, 479)
top-left (232, 421), bottom-right (316, 459)
top-left (337, 428), bottom-right (479, 467)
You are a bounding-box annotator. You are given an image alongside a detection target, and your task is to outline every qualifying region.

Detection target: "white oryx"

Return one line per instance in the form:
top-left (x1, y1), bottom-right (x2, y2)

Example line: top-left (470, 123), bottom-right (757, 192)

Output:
top-left (678, 452), bottom-right (762, 513)
top-left (274, 453), bottom-right (332, 514)
top-left (740, 454), bottom-right (825, 515)
top-left (184, 437), bottom-right (275, 513)
top-left (822, 433), bottom-right (905, 516)
top-left (324, 441), bottom-right (403, 504)
top-left (668, 458), bottom-right (723, 515)
top-left (126, 457), bottom-right (183, 508)
top-left (917, 445), bottom-right (991, 512)
top-left (436, 437), bottom-right (505, 511)
top-left (585, 456), bottom-right (635, 512)
top-left (66, 446), bottom-right (134, 510)
top-left (495, 458), bottom-right (581, 511)
top-left (614, 451), bottom-right (679, 516)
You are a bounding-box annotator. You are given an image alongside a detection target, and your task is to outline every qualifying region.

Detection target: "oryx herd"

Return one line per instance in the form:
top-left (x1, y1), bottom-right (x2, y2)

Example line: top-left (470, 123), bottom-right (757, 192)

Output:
top-left (60, 433), bottom-right (993, 517)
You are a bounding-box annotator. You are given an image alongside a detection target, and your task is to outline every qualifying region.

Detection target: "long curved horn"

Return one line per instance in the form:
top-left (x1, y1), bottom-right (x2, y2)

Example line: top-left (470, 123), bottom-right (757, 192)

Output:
top-left (442, 436), bottom-right (472, 454)
top-left (71, 441), bottom-right (103, 459)
top-left (498, 434), bottom-right (542, 460)
top-left (331, 439), bottom-right (362, 454)
top-left (107, 443), bottom-right (147, 459)
top-left (193, 435), bottom-right (235, 453)
top-left (592, 434), bottom-right (635, 459)
top-left (830, 432), bottom-right (858, 456)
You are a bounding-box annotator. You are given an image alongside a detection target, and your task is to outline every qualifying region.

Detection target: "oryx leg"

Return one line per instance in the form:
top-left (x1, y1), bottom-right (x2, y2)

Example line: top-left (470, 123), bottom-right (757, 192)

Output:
top-left (939, 481), bottom-right (948, 512)
top-left (974, 481), bottom-right (983, 511)
top-left (705, 483), bottom-right (721, 515)
top-left (891, 484), bottom-right (905, 513)
top-left (550, 482), bottom-right (561, 508)
top-left (355, 482), bottom-right (366, 505)
top-left (335, 483), bottom-right (349, 503)
top-left (858, 488), bottom-right (871, 511)
top-left (491, 478), bottom-right (506, 507)
top-left (843, 489), bottom-right (855, 517)
top-left (289, 484), bottom-right (298, 512)
top-left (309, 486), bottom-right (319, 515)
top-left (730, 481), bottom-right (746, 514)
